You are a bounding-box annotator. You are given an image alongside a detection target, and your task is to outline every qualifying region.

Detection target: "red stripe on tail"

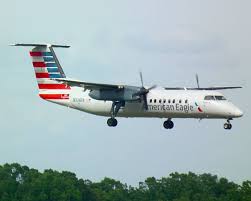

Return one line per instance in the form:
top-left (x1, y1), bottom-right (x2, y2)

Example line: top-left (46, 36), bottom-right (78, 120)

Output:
top-left (33, 62), bottom-right (46, 67)
top-left (35, 73), bottom-right (50, 78)
top-left (39, 94), bottom-right (69, 100)
top-left (30, 52), bottom-right (42, 56)
top-left (38, 84), bottom-right (70, 89)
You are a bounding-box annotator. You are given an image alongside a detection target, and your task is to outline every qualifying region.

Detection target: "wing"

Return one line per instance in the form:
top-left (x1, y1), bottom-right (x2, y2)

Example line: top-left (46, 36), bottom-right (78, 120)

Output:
top-left (165, 86), bottom-right (242, 90)
top-left (54, 78), bottom-right (125, 90)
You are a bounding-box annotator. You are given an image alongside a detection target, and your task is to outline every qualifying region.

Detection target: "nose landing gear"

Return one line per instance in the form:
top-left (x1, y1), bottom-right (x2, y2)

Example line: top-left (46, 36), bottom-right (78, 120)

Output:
top-left (224, 119), bottom-right (232, 130)
top-left (163, 119), bottom-right (174, 129)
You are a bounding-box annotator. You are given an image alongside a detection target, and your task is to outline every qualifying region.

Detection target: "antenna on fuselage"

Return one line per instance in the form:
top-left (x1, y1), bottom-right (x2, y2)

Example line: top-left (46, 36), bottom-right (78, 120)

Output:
top-left (196, 73), bottom-right (200, 89)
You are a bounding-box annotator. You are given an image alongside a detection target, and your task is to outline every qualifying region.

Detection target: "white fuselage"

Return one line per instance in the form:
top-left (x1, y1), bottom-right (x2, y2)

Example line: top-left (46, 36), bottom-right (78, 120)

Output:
top-left (44, 87), bottom-right (243, 119)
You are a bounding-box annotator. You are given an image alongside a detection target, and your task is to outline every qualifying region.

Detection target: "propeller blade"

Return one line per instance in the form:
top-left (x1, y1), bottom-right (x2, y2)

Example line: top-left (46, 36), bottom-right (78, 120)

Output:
top-left (139, 71), bottom-right (144, 87)
top-left (147, 85), bottom-right (157, 91)
top-left (196, 73), bottom-right (200, 88)
top-left (142, 94), bottom-right (148, 110)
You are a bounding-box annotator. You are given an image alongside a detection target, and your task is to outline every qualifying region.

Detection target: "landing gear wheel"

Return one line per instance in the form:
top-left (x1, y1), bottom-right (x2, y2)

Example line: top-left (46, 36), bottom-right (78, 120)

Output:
top-left (228, 124), bottom-right (232, 129)
top-left (163, 120), bottom-right (174, 129)
top-left (224, 123), bottom-right (232, 130)
top-left (112, 119), bottom-right (117, 127)
top-left (107, 118), bottom-right (118, 127)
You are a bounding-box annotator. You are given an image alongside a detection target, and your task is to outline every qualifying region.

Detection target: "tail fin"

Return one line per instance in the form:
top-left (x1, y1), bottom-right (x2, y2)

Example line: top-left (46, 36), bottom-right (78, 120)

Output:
top-left (12, 43), bottom-right (71, 101)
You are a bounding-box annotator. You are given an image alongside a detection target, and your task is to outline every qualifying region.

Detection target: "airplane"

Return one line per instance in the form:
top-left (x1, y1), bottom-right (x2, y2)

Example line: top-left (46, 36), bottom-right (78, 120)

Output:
top-left (12, 43), bottom-right (243, 130)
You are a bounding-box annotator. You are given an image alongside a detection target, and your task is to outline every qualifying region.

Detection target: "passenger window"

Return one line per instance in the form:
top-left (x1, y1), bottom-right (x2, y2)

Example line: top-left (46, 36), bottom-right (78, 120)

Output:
top-left (163, 99), bottom-right (166, 103)
top-left (204, 96), bottom-right (215, 100)
top-left (154, 99), bottom-right (157, 103)
top-left (185, 99), bottom-right (188, 104)
top-left (173, 99), bottom-right (175, 104)
top-left (159, 99), bottom-right (162, 103)
top-left (168, 99), bottom-right (171, 104)
top-left (150, 99), bottom-right (152, 103)
top-left (179, 100), bottom-right (182, 103)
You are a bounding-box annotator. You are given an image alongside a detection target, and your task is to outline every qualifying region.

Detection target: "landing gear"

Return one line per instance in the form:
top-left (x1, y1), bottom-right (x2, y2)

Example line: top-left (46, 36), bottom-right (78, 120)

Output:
top-left (163, 119), bottom-right (174, 129)
top-left (107, 118), bottom-right (118, 127)
top-left (224, 119), bottom-right (232, 130)
top-left (107, 101), bottom-right (124, 127)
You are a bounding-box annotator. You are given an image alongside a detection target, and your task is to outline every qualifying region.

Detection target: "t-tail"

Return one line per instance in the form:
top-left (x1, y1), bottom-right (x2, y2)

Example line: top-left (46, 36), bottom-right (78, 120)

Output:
top-left (12, 43), bottom-right (71, 105)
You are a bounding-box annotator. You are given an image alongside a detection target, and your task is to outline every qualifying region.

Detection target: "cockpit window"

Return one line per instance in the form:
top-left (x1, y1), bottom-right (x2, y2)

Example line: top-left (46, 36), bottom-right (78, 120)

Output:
top-left (204, 96), bottom-right (215, 100)
top-left (215, 96), bottom-right (226, 100)
top-left (204, 95), bottom-right (227, 101)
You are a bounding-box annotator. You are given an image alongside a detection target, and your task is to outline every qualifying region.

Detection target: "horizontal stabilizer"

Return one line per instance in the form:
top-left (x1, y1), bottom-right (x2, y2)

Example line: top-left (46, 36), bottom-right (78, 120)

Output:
top-left (11, 43), bottom-right (70, 48)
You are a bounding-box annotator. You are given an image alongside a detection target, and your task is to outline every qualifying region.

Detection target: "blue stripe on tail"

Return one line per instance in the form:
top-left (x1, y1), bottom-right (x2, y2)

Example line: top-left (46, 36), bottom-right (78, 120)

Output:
top-left (49, 73), bottom-right (62, 78)
top-left (46, 63), bottom-right (57, 67)
top-left (43, 57), bottom-right (54, 62)
top-left (47, 67), bottom-right (59, 73)
top-left (42, 52), bottom-right (53, 56)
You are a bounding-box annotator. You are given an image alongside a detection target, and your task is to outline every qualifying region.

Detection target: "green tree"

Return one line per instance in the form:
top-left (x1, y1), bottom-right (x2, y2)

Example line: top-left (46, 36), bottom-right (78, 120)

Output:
top-left (0, 163), bottom-right (250, 201)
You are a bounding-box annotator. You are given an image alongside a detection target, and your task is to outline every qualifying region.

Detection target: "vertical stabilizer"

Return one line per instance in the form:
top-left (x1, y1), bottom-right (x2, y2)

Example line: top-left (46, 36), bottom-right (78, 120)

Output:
top-left (12, 44), bottom-right (71, 103)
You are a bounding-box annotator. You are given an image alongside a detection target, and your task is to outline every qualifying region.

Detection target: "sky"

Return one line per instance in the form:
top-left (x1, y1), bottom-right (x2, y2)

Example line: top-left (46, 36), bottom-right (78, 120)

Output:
top-left (0, 0), bottom-right (250, 186)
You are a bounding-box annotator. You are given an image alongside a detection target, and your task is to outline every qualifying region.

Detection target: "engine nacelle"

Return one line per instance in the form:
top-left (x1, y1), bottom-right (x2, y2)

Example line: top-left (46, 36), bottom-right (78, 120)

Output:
top-left (89, 86), bottom-right (140, 101)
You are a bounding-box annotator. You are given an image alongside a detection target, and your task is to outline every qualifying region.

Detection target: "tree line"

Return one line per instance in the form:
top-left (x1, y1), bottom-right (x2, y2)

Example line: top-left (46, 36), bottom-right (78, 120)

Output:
top-left (0, 163), bottom-right (250, 201)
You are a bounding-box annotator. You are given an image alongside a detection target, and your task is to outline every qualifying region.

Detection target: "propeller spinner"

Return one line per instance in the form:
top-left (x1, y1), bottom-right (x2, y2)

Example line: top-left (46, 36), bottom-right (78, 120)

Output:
top-left (133, 72), bottom-right (156, 110)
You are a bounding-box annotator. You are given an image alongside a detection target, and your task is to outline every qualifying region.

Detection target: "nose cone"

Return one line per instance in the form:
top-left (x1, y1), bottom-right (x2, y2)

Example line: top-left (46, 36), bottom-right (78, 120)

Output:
top-left (233, 108), bottom-right (243, 118)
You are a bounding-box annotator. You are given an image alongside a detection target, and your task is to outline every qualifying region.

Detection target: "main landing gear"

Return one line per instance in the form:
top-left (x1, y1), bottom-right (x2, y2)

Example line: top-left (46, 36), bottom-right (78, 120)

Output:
top-left (107, 101), bottom-right (124, 127)
top-left (163, 119), bottom-right (174, 129)
top-left (224, 119), bottom-right (232, 130)
top-left (107, 118), bottom-right (118, 127)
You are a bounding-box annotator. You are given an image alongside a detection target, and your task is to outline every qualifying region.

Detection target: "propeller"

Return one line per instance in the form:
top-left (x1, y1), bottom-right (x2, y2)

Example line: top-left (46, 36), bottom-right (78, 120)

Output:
top-left (133, 72), bottom-right (156, 110)
top-left (140, 71), bottom-right (144, 87)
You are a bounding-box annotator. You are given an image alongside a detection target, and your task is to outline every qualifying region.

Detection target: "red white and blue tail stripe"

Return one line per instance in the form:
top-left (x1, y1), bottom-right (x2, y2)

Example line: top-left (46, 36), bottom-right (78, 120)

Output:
top-left (12, 44), bottom-right (71, 101)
